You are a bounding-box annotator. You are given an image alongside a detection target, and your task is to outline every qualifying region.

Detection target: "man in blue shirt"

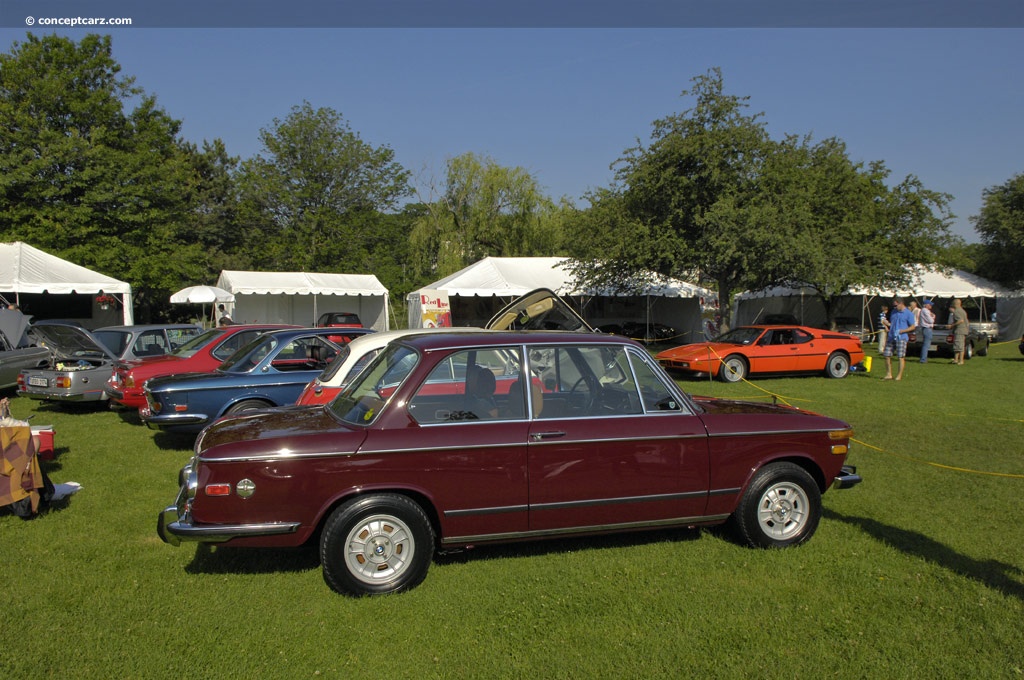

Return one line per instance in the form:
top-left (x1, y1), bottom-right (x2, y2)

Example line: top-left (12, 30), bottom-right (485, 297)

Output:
top-left (883, 297), bottom-right (917, 380)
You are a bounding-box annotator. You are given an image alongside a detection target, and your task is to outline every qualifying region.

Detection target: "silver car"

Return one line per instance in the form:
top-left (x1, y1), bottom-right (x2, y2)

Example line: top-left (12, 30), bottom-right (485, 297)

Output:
top-left (18, 323), bottom-right (201, 403)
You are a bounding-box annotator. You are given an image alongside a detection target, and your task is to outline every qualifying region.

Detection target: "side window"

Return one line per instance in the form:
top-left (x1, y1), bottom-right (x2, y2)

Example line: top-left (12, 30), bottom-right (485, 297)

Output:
top-left (793, 329), bottom-right (813, 344)
top-left (531, 345), bottom-right (642, 419)
top-left (628, 350), bottom-right (683, 413)
top-left (408, 347), bottom-right (523, 424)
top-left (166, 328), bottom-right (198, 349)
top-left (133, 331), bottom-right (168, 357)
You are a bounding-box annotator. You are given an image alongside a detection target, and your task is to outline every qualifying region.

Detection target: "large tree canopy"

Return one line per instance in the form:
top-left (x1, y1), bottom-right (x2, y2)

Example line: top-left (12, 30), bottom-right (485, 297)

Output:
top-left (236, 102), bottom-right (411, 272)
top-left (972, 172), bottom-right (1024, 288)
top-left (0, 34), bottom-right (210, 312)
top-left (566, 68), bottom-right (956, 328)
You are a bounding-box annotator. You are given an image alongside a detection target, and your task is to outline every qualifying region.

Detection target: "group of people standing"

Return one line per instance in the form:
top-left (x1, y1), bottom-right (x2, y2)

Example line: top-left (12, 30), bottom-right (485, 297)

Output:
top-left (879, 297), bottom-right (970, 380)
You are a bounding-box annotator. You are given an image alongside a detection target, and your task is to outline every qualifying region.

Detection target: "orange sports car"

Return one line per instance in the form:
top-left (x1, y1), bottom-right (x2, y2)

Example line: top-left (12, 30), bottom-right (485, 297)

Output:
top-left (656, 325), bottom-right (865, 382)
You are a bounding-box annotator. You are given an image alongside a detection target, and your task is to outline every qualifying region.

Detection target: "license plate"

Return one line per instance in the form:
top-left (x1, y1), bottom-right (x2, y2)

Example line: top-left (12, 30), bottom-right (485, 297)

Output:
top-left (28, 376), bottom-right (49, 388)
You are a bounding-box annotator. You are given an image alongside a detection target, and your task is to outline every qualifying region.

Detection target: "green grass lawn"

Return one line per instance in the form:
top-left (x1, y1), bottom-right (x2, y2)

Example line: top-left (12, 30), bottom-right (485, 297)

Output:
top-left (2, 340), bottom-right (1022, 678)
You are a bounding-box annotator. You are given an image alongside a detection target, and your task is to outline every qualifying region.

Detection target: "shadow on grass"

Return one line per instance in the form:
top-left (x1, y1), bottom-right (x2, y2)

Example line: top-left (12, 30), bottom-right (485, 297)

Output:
top-left (185, 543), bottom-right (320, 575)
top-left (152, 431), bottom-right (197, 451)
top-left (825, 509), bottom-right (1024, 601)
top-left (435, 526), bottom-right (702, 566)
top-left (179, 527), bottom-right (703, 578)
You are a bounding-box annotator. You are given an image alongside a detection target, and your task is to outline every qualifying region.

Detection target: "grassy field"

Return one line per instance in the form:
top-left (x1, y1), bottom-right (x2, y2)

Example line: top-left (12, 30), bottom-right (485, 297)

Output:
top-left (2, 340), bottom-right (1022, 678)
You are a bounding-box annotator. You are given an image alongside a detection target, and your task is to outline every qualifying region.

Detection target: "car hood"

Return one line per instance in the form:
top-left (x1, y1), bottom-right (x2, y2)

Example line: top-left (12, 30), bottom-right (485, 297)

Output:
top-left (0, 310), bottom-right (34, 348)
top-left (692, 396), bottom-right (810, 417)
top-left (656, 342), bottom-right (737, 360)
top-left (29, 323), bottom-right (117, 360)
top-left (486, 288), bottom-right (595, 332)
top-left (196, 405), bottom-right (367, 460)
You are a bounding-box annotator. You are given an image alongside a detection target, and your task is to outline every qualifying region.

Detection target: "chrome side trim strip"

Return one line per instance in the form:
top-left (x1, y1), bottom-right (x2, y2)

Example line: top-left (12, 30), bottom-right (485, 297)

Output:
top-left (440, 513), bottom-right (733, 546)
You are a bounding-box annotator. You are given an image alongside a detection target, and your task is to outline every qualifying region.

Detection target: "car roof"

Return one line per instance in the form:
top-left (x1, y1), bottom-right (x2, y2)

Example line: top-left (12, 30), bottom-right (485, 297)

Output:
top-left (397, 330), bottom-right (637, 352)
top-left (259, 326), bottom-right (375, 339)
top-left (95, 324), bottom-right (202, 332)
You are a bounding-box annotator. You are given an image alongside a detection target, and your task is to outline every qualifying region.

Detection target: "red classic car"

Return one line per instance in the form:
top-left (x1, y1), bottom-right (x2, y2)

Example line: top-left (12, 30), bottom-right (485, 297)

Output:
top-left (656, 325), bottom-right (866, 382)
top-left (105, 324), bottom-right (297, 410)
top-left (158, 331), bottom-right (860, 596)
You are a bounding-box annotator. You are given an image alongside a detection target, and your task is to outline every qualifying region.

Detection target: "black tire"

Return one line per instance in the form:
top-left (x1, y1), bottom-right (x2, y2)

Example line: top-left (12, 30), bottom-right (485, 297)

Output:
top-left (824, 352), bottom-right (851, 379)
top-left (717, 355), bottom-right (747, 383)
top-left (964, 342), bottom-right (973, 361)
top-left (730, 462), bottom-right (822, 548)
top-left (225, 399), bottom-right (272, 415)
top-left (321, 494), bottom-right (434, 596)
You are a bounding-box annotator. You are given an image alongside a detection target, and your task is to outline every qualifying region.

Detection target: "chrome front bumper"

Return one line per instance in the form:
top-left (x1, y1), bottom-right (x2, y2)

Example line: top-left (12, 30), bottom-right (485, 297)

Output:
top-left (832, 465), bottom-right (862, 490)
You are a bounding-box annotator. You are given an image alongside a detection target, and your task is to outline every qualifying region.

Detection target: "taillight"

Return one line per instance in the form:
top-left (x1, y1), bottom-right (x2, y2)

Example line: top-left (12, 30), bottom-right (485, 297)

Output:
top-left (125, 375), bottom-right (135, 388)
top-left (55, 376), bottom-right (72, 389)
top-left (205, 484), bottom-right (232, 496)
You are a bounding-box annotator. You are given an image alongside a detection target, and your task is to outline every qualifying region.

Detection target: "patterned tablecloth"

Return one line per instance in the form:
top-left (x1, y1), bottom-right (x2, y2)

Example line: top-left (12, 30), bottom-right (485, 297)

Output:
top-left (1, 424), bottom-right (44, 515)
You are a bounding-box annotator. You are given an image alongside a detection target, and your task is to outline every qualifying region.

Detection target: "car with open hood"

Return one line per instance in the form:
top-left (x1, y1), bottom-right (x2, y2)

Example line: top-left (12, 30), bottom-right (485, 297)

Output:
top-left (105, 324), bottom-right (298, 410)
top-left (18, 323), bottom-right (202, 404)
top-left (157, 330), bottom-right (860, 596)
top-left (0, 309), bottom-right (49, 389)
top-left (297, 288), bottom-right (594, 406)
top-left (141, 327), bottom-right (375, 434)
top-left (656, 324), bottom-right (865, 382)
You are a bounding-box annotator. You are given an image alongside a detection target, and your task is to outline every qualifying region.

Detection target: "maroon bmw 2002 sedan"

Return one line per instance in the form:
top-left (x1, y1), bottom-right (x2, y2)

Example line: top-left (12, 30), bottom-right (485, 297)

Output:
top-left (158, 331), bottom-right (861, 596)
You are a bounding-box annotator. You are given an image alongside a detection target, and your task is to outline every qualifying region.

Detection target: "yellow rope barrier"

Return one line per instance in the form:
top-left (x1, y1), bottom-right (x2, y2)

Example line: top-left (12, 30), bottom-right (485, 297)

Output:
top-left (692, 346), bottom-right (1019, 477)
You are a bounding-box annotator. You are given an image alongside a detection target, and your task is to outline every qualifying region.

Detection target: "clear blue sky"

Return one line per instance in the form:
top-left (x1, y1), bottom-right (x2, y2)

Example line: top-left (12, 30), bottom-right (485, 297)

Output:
top-left (2, 26), bottom-right (1022, 242)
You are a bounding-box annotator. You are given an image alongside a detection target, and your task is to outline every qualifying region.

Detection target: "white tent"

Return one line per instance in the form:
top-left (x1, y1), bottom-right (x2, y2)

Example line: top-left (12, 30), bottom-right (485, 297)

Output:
top-left (0, 241), bottom-right (134, 325)
top-left (408, 257), bottom-right (713, 343)
top-left (734, 266), bottom-right (1009, 334)
top-left (216, 270), bottom-right (390, 331)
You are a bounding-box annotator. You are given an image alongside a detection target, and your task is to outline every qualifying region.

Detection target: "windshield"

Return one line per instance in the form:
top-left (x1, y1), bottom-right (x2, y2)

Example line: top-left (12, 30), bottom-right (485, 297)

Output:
top-left (713, 327), bottom-right (764, 345)
top-left (218, 334), bottom-right (279, 373)
top-left (170, 328), bottom-right (224, 358)
top-left (328, 344), bottom-right (418, 426)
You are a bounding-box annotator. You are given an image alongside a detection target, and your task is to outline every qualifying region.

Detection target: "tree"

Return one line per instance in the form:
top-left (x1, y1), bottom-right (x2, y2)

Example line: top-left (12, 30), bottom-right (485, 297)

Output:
top-left (566, 68), bottom-right (956, 330)
top-left (236, 102), bottom-right (411, 271)
top-left (0, 34), bottom-right (209, 316)
top-left (972, 172), bottom-right (1024, 288)
top-left (408, 152), bottom-right (567, 280)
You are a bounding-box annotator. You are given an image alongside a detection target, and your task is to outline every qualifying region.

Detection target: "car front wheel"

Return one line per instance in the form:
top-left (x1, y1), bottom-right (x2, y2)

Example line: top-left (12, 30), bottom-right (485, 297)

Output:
top-left (730, 462), bottom-right (822, 548)
top-left (321, 494), bottom-right (435, 596)
top-left (824, 352), bottom-right (850, 378)
top-left (718, 355), bottom-right (747, 383)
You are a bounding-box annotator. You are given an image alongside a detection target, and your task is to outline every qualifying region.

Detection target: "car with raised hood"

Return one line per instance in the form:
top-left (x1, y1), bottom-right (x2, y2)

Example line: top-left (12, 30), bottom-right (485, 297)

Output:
top-left (656, 324), bottom-right (866, 382)
top-left (157, 330), bottom-right (860, 597)
top-left (141, 327), bottom-right (374, 434)
top-left (0, 309), bottom-right (49, 389)
top-left (105, 324), bottom-right (298, 410)
top-left (18, 323), bottom-right (202, 403)
top-left (297, 288), bottom-right (593, 406)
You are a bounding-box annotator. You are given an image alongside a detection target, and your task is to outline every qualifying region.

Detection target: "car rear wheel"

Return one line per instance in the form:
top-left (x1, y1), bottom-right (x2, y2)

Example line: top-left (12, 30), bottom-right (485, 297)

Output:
top-left (824, 352), bottom-right (850, 378)
top-left (225, 399), bottom-right (272, 415)
top-left (964, 342), bottom-right (973, 360)
top-left (730, 462), bottom-right (821, 548)
top-left (321, 494), bottom-right (434, 596)
top-left (718, 355), bottom-right (747, 383)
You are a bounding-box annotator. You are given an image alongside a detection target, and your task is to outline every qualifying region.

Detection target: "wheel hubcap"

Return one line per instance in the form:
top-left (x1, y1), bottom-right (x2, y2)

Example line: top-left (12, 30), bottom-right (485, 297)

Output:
top-left (345, 514), bottom-right (414, 585)
top-left (757, 483), bottom-right (808, 539)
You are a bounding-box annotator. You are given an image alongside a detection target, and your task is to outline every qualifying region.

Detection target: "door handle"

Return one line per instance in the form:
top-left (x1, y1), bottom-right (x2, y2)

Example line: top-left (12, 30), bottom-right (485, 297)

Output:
top-left (531, 431), bottom-right (566, 441)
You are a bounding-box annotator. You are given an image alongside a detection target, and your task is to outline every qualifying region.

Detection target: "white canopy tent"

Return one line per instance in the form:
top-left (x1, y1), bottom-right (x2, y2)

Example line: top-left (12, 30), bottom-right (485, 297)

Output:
top-left (0, 241), bottom-right (134, 325)
top-left (216, 270), bottom-right (390, 331)
top-left (408, 257), bottom-right (713, 343)
top-left (734, 266), bottom-right (1009, 335)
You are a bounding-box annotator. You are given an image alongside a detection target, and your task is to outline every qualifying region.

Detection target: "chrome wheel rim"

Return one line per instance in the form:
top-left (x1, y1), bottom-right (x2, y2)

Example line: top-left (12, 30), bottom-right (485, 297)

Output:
top-left (756, 482), bottom-right (810, 539)
top-left (344, 513), bottom-right (416, 586)
top-left (723, 358), bottom-right (744, 382)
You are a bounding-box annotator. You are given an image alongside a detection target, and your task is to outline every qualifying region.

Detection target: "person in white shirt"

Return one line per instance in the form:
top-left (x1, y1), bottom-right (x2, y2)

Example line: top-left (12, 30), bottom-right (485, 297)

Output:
top-left (918, 299), bottom-right (936, 363)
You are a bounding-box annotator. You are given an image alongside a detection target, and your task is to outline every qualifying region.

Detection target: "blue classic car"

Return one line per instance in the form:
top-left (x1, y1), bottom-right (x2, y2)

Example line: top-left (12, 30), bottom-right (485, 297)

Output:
top-left (141, 327), bottom-right (373, 434)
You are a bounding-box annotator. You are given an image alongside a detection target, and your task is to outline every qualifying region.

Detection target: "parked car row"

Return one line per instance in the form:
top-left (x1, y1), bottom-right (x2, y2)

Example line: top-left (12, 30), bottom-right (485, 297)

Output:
top-left (6, 292), bottom-right (865, 598)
